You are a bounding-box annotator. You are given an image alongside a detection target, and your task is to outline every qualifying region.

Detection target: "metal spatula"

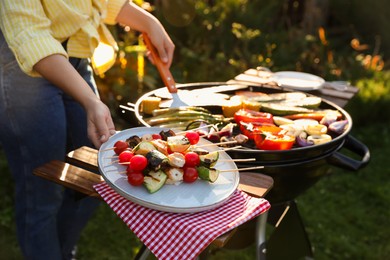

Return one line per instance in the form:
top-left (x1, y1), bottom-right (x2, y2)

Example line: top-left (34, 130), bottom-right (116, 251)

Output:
top-left (142, 33), bottom-right (188, 107)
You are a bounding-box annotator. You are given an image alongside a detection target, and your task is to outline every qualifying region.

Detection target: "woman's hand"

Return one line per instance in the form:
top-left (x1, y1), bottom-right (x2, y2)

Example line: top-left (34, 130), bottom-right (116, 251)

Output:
top-left (145, 23), bottom-right (175, 67)
top-left (85, 99), bottom-right (116, 148)
top-left (116, 2), bottom-right (175, 67)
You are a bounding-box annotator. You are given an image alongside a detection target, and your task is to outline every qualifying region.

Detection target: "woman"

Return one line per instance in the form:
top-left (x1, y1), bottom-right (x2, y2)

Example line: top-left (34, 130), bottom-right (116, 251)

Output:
top-left (0, 1), bottom-right (174, 259)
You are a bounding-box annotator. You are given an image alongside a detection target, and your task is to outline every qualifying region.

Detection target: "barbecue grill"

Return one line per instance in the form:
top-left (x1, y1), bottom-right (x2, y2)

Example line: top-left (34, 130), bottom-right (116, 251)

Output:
top-left (122, 81), bottom-right (370, 259)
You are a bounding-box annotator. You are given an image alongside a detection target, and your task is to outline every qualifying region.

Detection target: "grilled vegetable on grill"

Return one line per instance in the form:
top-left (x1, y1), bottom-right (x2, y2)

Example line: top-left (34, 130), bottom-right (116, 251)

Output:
top-left (328, 120), bottom-right (348, 135)
top-left (260, 103), bottom-right (314, 116)
top-left (278, 96), bottom-right (322, 109)
top-left (253, 131), bottom-right (296, 150)
top-left (151, 106), bottom-right (211, 117)
top-left (304, 124), bottom-right (327, 136)
top-left (236, 91), bottom-right (307, 102)
top-left (273, 116), bottom-right (294, 126)
top-left (283, 110), bottom-right (343, 121)
top-left (144, 107), bottom-right (229, 130)
top-left (307, 134), bottom-right (332, 145)
top-left (145, 110), bottom-right (224, 126)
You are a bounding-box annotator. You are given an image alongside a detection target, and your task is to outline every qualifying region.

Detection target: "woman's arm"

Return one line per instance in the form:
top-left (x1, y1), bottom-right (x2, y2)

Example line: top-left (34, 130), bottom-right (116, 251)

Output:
top-left (33, 54), bottom-right (116, 148)
top-left (115, 2), bottom-right (175, 67)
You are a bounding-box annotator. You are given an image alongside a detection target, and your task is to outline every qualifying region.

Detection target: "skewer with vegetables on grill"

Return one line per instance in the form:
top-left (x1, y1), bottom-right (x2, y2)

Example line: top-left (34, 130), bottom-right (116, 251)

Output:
top-left (103, 129), bottom-right (262, 193)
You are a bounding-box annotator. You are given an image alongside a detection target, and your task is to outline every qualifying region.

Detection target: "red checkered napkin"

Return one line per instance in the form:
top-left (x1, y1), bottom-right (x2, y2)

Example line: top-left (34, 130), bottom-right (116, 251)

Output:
top-left (94, 182), bottom-right (270, 260)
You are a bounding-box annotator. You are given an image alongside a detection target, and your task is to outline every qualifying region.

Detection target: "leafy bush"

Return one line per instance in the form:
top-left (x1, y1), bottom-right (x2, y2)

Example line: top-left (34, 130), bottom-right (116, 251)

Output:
top-left (97, 0), bottom-right (388, 128)
top-left (346, 70), bottom-right (390, 125)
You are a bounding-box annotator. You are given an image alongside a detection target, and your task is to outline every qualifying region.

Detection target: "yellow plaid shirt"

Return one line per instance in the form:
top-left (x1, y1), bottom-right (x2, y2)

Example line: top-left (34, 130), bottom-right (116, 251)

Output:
top-left (0, 0), bottom-right (127, 76)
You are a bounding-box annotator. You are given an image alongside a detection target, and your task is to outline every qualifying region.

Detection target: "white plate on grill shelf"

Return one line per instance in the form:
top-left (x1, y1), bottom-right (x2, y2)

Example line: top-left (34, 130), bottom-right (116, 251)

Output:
top-left (98, 127), bottom-right (240, 213)
top-left (272, 71), bottom-right (325, 91)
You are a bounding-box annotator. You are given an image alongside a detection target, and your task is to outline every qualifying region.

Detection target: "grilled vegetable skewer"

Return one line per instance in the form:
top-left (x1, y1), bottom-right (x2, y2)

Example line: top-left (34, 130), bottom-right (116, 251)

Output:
top-left (103, 128), bottom-right (250, 193)
top-left (197, 165), bottom-right (265, 183)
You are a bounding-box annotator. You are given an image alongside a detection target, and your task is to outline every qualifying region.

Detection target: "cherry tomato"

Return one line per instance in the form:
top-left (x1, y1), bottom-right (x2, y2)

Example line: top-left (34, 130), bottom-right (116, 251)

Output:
top-left (185, 131), bottom-right (200, 145)
top-left (128, 155), bottom-right (148, 171)
top-left (183, 167), bottom-right (199, 183)
top-left (118, 150), bottom-right (134, 163)
top-left (184, 152), bottom-right (200, 167)
top-left (152, 133), bottom-right (162, 140)
top-left (127, 172), bottom-right (144, 186)
top-left (114, 140), bottom-right (129, 155)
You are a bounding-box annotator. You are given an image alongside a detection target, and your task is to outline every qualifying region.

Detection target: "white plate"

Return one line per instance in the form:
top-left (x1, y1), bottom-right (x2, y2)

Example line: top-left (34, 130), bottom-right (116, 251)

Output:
top-left (272, 71), bottom-right (325, 91)
top-left (98, 127), bottom-right (240, 213)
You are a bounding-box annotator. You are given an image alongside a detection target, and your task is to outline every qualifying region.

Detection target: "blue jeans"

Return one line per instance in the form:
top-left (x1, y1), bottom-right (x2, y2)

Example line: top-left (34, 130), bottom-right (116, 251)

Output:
top-left (0, 31), bottom-right (100, 259)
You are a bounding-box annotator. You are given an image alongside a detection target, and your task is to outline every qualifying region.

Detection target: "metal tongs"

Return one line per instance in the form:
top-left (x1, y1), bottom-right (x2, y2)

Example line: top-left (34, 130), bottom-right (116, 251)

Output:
top-left (142, 33), bottom-right (188, 107)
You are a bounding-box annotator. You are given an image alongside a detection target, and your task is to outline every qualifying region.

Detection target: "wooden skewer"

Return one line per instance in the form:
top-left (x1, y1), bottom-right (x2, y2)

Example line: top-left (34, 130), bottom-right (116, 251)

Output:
top-left (107, 159), bottom-right (131, 165)
top-left (219, 158), bottom-right (256, 162)
top-left (197, 140), bottom-right (237, 148)
top-left (102, 147), bottom-right (116, 151)
top-left (220, 145), bottom-right (242, 152)
top-left (105, 155), bottom-right (119, 159)
top-left (176, 124), bottom-right (215, 135)
top-left (220, 165), bottom-right (264, 172)
top-left (102, 147), bottom-right (131, 152)
top-left (108, 160), bottom-right (120, 165)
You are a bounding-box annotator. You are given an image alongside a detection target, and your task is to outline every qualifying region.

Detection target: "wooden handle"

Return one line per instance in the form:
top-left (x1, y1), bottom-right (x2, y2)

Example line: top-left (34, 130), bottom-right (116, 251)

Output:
top-left (142, 33), bottom-right (177, 93)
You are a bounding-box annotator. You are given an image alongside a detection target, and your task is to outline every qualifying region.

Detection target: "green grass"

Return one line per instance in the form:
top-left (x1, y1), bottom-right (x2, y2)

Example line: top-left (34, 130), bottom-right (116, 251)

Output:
top-left (299, 122), bottom-right (390, 259)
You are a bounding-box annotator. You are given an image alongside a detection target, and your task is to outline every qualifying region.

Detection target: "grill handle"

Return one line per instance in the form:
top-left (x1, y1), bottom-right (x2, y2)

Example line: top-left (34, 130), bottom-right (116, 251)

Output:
top-left (327, 135), bottom-right (370, 171)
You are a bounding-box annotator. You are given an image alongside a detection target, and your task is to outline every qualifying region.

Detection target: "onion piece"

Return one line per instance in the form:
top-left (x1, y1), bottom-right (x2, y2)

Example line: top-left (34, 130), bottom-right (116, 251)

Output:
top-left (293, 119), bottom-right (319, 127)
top-left (307, 134), bottom-right (332, 145)
top-left (296, 132), bottom-right (314, 147)
top-left (320, 112), bottom-right (339, 126)
top-left (273, 116), bottom-right (294, 126)
top-left (304, 124), bottom-right (327, 136)
top-left (328, 120), bottom-right (349, 135)
top-left (280, 124), bottom-right (304, 137)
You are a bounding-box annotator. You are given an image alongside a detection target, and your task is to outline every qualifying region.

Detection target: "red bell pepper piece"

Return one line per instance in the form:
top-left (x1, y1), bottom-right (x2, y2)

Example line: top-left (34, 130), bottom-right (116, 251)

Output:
top-left (253, 131), bottom-right (296, 150)
top-left (239, 121), bottom-right (278, 140)
top-left (234, 109), bottom-right (273, 124)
